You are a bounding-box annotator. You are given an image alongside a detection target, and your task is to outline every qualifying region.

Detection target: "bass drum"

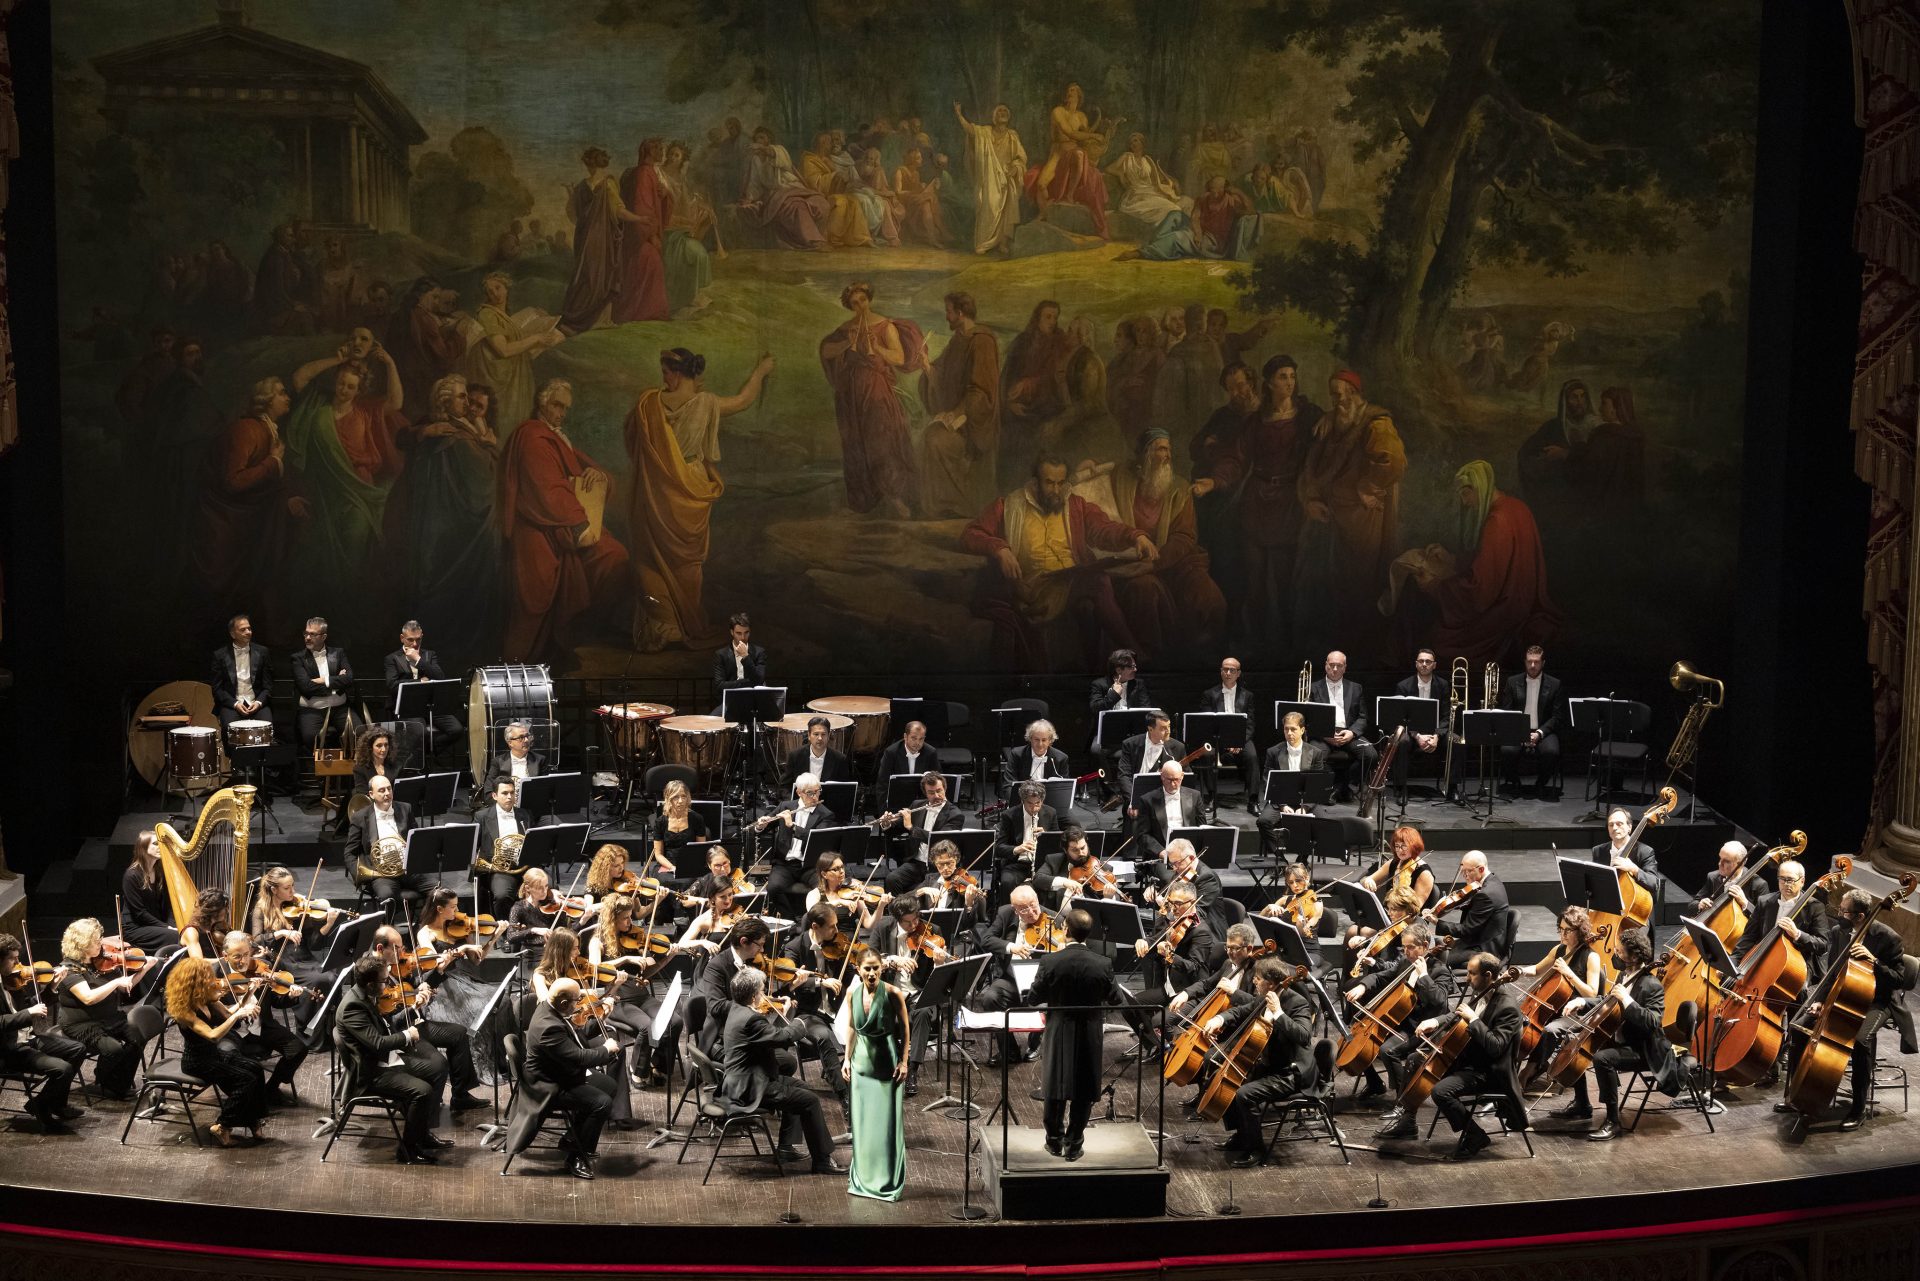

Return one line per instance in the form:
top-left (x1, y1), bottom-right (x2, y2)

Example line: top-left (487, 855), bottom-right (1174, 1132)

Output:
top-left (468, 664), bottom-right (557, 775)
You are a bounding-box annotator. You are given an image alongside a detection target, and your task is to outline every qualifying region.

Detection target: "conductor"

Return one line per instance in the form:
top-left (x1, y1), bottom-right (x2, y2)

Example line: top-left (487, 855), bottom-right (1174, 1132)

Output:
top-left (1028, 907), bottom-right (1124, 1161)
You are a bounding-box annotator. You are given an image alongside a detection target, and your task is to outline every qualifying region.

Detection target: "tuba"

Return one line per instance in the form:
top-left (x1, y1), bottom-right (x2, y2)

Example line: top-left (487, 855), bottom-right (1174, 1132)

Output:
top-left (1297, 661), bottom-right (1313, 702)
top-left (360, 835), bottom-right (407, 881)
top-left (477, 833), bottom-right (527, 876)
top-left (1666, 661), bottom-right (1724, 776)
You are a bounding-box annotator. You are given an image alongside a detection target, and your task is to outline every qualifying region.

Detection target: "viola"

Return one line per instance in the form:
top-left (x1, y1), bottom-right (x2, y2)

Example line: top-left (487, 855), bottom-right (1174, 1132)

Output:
top-left (377, 979), bottom-right (423, 1017)
top-left (280, 895), bottom-right (334, 924)
top-left (753, 954), bottom-right (812, 987)
top-left (1023, 911), bottom-right (1068, 953)
top-left (94, 941), bottom-right (150, 975)
top-left (1067, 858), bottom-right (1122, 898)
top-left (441, 912), bottom-right (499, 942)
top-left (536, 893), bottom-right (590, 922)
top-left (4, 959), bottom-right (58, 992)
top-left (818, 932), bottom-right (853, 963)
top-left (390, 945), bottom-right (446, 980)
top-left (904, 921), bottom-right (948, 959)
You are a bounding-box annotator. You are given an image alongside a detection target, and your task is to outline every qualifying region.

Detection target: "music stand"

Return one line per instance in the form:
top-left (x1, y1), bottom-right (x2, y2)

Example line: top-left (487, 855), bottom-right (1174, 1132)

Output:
top-left (990, 706), bottom-right (1039, 750)
top-left (1558, 855), bottom-right (1627, 920)
top-left (470, 968), bottom-right (521, 1145)
top-left (916, 952), bottom-right (990, 1117)
top-left (888, 697), bottom-right (950, 746)
top-left (689, 798), bottom-right (725, 842)
top-left (720, 685), bottom-right (787, 806)
top-left (1034, 828), bottom-right (1109, 861)
top-left (1680, 914), bottom-right (1739, 1087)
top-left (1462, 710), bottom-right (1528, 824)
top-left (1096, 708), bottom-right (1154, 753)
top-left (1040, 778), bottom-right (1078, 815)
top-left (1376, 696), bottom-right (1440, 815)
top-left (1128, 773), bottom-right (1165, 809)
top-left (1264, 811), bottom-right (1317, 867)
top-left (883, 773), bottom-right (965, 812)
top-left (518, 771), bottom-right (588, 822)
top-left (802, 825), bottom-right (871, 870)
top-left (319, 911), bottom-right (388, 972)
top-left (1571, 698), bottom-right (1637, 820)
top-left (393, 772), bottom-right (460, 824)
top-left (932, 829), bottom-right (997, 884)
top-left (1326, 881), bottom-right (1390, 935)
top-left (1251, 916), bottom-right (1347, 1035)
top-left (1263, 769), bottom-right (1335, 812)
top-left (394, 678), bottom-right (464, 762)
top-left (1078, 897), bottom-right (1145, 952)
top-left (227, 743), bottom-right (283, 840)
top-left (407, 823), bottom-right (478, 885)
top-left (1171, 825), bottom-right (1237, 870)
top-left (524, 822), bottom-right (591, 886)
top-left (811, 780), bottom-right (857, 823)
top-left (1271, 700), bottom-right (1335, 739)
top-left (1183, 712), bottom-right (1250, 818)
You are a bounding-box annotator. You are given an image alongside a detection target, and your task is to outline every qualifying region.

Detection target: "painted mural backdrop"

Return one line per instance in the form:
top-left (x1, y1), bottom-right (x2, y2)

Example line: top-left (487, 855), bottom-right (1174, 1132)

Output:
top-left (53, 1), bottom-right (1759, 682)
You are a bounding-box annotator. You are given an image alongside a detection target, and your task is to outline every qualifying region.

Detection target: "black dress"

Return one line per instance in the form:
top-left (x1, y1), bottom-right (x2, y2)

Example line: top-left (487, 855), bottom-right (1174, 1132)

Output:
top-left (121, 866), bottom-right (181, 951)
top-left (180, 1002), bottom-right (269, 1128)
top-left (55, 969), bottom-right (143, 1096)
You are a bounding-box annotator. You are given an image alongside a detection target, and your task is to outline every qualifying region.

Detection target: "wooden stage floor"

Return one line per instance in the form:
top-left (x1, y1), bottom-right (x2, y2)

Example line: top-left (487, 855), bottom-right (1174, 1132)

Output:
top-left (3, 1016), bottom-right (1915, 1267)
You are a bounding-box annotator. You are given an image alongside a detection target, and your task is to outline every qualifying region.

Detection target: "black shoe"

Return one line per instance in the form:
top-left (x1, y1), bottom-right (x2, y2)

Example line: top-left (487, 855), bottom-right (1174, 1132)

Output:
top-left (1587, 1122), bottom-right (1620, 1142)
top-left (905, 1070), bottom-right (919, 1098)
top-left (774, 1145), bottom-right (804, 1162)
top-left (396, 1144), bottom-right (439, 1165)
top-left (1551, 1102), bottom-right (1593, 1120)
top-left (1229, 1151), bottom-right (1265, 1168)
top-left (1063, 1140), bottom-right (1084, 1161)
top-left (568, 1154), bottom-right (596, 1180)
top-left (1248, 802), bottom-right (1263, 817)
top-left (1453, 1126), bottom-right (1492, 1161)
top-left (1358, 1077), bottom-right (1387, 1100)
top-left (56, 1106), bottom-right (86, 1122)
top-left (1045, 1135), bottom-right (1064, 1157)
top-left (450, 1091), bottom-right (487, 1112)
top-left (419, 1132), bottom-right (454, 1151)
top-left (1029, 1087), bottom-right (1046, 1101)
top-left (1374, 1118), bottom-right (1418, 1141)
top-left (1772, 1101), bottom-right (1799, 1114)
top-left (27, 1107), bottom-right (73, 1135)
top-left (811, 1157), bottom-right (848, 1175)
top-left (1839, 1112), bottom-right (1865, 1132)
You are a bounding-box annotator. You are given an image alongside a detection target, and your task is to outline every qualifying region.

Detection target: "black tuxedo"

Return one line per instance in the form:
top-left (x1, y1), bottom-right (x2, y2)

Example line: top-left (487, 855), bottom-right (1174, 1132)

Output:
top-left (211, 642), bottom-right (273, 726)
top-left (348, 801), bottom-right (431, 910)
top-left (1590, 840), bottom-right (1661, 895)
top-left (875, 740), bottom-right (941, 795)
top-left (290, 644), bottom-right (355, 751)
top-left (1568, 969), bottom-right (1679, 1122)
top-left (1309, 677), bottom-right (1376, 790)
top-left (1497, 672), bottom-right (1566, 792)
top-left (512, 1002), bottom-right (617, 1156)
top-left (1029, 943), bottom-right (1123, 1149)
top-left (711, 643), bottom-right (768, 694)
top-left (760, 800), bottom-right (842, 913)
top-left (383, 647), bottom-right (461, 745)
top-left (1429, 981), bottom-right (1527, 1136)
top-left (690, 946), bottom-right (745, 1056)
top-left (1136, 786), bottom-right (1206, 860)
top-left (784, 745), bottom-right (854, 788)
top-left (1198, 683), bottom-right (1261, 804)
top-left (336, 984), bottom-right (447, 1146)
top-left (478, 749), bottom-right (547, 800)
top-left (1441, 874), bottom-right (1510, 965)
top-left (994, 803), bottom-right (1058, 896)
top-left (1004, 744), bottom-right (1071, 789)
top-left (1734, 890), bottom-right (1830, 972)
top-left (1118, 733), bottom-right (1186, 785)
top-left (475, 804), bottom-right (535, 914)
top-left (718, 1000), bottom-right (832, 1162)
top-left (1262, 738), bottom-right (1330, 777)
top-left (1089, 675), bottom-right (1151, 715)
top-left (1218, 985), bottom-right (1318, 1151)
top-left (879, 799), bottom-right (966, 895)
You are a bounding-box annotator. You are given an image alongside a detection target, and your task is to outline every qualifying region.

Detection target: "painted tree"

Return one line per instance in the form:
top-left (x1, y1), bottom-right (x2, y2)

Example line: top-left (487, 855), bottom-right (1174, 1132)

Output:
top-left (1236, 0), bottom-right (1758, 386)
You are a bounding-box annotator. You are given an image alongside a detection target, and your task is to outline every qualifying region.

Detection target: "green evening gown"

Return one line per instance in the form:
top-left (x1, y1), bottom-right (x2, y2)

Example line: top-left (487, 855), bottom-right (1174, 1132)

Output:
top-left (846, 981), bottom-right (907, 1202)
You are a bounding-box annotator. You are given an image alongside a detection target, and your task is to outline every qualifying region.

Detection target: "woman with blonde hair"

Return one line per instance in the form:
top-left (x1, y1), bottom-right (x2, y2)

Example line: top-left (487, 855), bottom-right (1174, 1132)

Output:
top-left (55, 917), bottom-right (146, 1098)
top-left (648, 779), bottom-right (704, 874)
top-left (165, 955), bottom-right (270, 1146)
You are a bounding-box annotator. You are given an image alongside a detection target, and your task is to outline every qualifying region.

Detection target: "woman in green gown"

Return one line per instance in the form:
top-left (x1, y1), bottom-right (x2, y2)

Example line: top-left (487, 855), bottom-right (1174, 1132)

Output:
top-left (841, 951), bottom-right (908, 1201)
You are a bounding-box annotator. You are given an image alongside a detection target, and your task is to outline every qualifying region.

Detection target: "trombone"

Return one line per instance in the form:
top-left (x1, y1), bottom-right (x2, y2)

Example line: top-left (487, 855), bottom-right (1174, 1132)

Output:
top-left (1439, 658), bottom-right (1469, 799)
top-left (1297, 660), bottom-right (1313, 702)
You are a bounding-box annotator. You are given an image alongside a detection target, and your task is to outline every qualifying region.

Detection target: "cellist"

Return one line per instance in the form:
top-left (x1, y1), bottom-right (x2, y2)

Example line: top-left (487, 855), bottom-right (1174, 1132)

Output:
top-left (1213, 956), bottom-right (1316, 1168)
top-left (1395, 953), bottom-right (1526, 1161)
top-left (1553, 928), bottom-right (1683, 1141)
top-left (1168, 924), bottom-right (1261, 1023)
top-left (1779, 887), bottom-right (1907, 1131)
top-left (1356, 921), bottom-right (1458, 1134)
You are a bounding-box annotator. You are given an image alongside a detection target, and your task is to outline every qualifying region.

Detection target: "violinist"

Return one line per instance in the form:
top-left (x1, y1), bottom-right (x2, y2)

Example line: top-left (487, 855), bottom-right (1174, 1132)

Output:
top-left (55, 917), bottom-right (147, 1099)
top-left (371, 921), bottom-right (486, 1112)
top-left (521, 977), bottom-right (620, 1180)
top-left (1258, 862), bottom-right (1324, 937)
top-left (648, 779), bottom-right (702, 876)
top-left (1141, 837), bottom-right (1225, 927)
top-left (689, 844), bottom-right (753, 906)
top-left (879, 770), bottom-right (966, 895)
top-left (677, 880), bottom-right (746, 956)
top-left (178, 886), bottom-right (232, 961)
top-left (585, 842), bottom-right (635, 903)
top-left (754, 773), bottom-right (837, 916)
top-left (1128, 882), bottom-right (1222, 1061)
top-left (248, 865), bottom-right (345, 995)
top-left (216, 929), bottom-right (310, 1100)
top-left (475, 777), bottom-right (534, 917)
top-left (1553, 927), bottom-right (1680, 1140)
top-left (907, 840), bottom-right (986, 921)
top-left (780, 904), bottom-right (855, 1116)
top-left (336, 954), bottom-right (450, 1164)
top-left (1038, 825), bottom-right (1122, 913)
top-left (1360, 922), bottom-right (1462, 1135)
top-left (0, 932), bottom-right (85, 1131)
top-left (1433, 851), bottom-right (1506, 968)
top-left (532, 927), bottom-right (589, 1003)
top-left (1344, 887), bottom-right (1422, 977)
top-left (1214, 956), bottom-right (1316, 1167)
top-left (1780, 887), bottom-right (1907, 1131)
top-left (973, 886), bottom-right (1055, 1066)
top-left (587, 892), bottom-right (680, 1092)
top-left (1360, 824), bottom-right (1436, 913)
top-left (165, 955), bottom-right (271, 1147)
top-left (121, 830), bottom-right (180, 951)
top-left (502, 866), bottom-right (559, 951)
top-left (1399, 953), bottom-right (1525, 1161)
top-left (806, 853), bottom-right (881, 934)
top-left (870, 897), bottom-right (947, 1095)
top-left (690, 917), bottom-right (770, 1057)
top-left (993, 782), bottom-right (1057, 899)
top-left (718, 965), bottom-right (844, 1175)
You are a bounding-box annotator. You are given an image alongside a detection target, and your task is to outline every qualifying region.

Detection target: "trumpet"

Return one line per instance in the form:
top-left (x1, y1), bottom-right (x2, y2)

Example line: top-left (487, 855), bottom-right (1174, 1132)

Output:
top-left (1297, 660), bottom-right (1313, 702)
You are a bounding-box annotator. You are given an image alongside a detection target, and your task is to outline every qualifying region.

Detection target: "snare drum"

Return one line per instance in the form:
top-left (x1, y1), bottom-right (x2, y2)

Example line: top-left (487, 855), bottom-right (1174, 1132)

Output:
top-left (469, 664), bottom-right (556, 771)
top-left (598, 702), bottom-right (675, 770)
top-left (766, 712), bottom-right (853, 782)
top-left (657, 715), bottom-right (736, 794)
top-left (805, 696), bottom-right (890, 756)
top-left (168, 726), bottom-right (220, 778)
top-left (226, 719), bottom-right (275, 750)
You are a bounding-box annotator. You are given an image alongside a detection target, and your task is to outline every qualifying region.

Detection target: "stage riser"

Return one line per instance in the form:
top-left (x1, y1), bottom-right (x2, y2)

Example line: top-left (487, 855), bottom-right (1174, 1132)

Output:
top-left (982, 1127), bottom-right (1169, 1220)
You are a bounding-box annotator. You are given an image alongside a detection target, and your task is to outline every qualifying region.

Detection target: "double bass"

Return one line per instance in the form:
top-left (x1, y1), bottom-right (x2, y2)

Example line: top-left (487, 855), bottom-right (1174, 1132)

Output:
top-left (1699, 858), bottom-right (1850, 1084)
top-left (1661, 831), bottom-right (1807, 1046)
top-left (1194, 964), bottom-right (1309, 1121)
top-left (1595, 787), bottom-right (1679, 948)
top-left (1783, 871), bottom-right (1917, 1115)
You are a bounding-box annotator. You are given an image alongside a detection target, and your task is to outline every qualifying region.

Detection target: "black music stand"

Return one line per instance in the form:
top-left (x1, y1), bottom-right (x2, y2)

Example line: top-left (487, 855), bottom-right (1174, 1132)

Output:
top-left (1557, 856), bottom-right (1628, 930)
top-left (720, 685), bottom-right (787, 807)
top-left (1040, 778), bottom-right (1078, 815)
top-left (1034, 828), bottom-right (1110, 861)
top-left (1462, 709), bottom-right (1528, 825)
top-left (1263, 812), bottom-right (1317, 873)
top-left (1376, 696), bottom-right (1441, 816)
top-left (1095, 708), bottom-right (1154, 754)
top-left (470, 968), bottom-right (522, 1145)
top-left (1182, 712), bottom-right (1250, 819)
top-left (1326, 880), bottom-right (1390, 936)
top-left (1271, 700), bottom-right (1336, 740)
top-left (407, 823), bottom-right (478, 886)
top-left (394, 679), bottom-right (463, 763)
top-left (1078, 897), bottom-right (1145, 953)
top-left (927, 829), bottom-right (997, 888)
top-left (882, 773), bottom-right (965, 812)
top-left (319, 911), bottom-right (388, 972)
top-left (990, 707), bottom-right (1039, 750)
top-left (517, 771), bottom-right (588, 823)
top-left (888, 697), bottom-right (950, 746)
top-left (227, 743), bottom-right (284, 840)
top-left (1680, 914), bottom-right (1739, 1094)
top-left (1263, 769), bottom-right (1335, 812)
top-left (813, 780), bottom-right (858, 823)
top-left (524, 822), bottom-right (591, 887)
top-left (1571, 698), bottom-right (1637, 821)
top-left (393, 772), bottom-right (460, 825)
top-left (1128, 773), bottom-right (1165, 809)
top-left (802, 825), bottom-right (871, 871)
top-left (1251, 916), bottom-right (1347, 1036)
top-left (916, 953), bottom-right (990, 1118)
top-left (1171, 825), bottom-right (1237, 870)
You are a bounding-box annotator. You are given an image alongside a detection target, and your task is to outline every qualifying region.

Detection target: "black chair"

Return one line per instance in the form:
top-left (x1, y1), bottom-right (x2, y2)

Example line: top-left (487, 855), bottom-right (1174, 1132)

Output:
top-left (1256, 1038), bottom-right (1350, 1165)
top-left (1586, 700), bottom-right (1653, 802)
top-left (1491, 908), bottom-right (1519, 965)
top-left (644, 763), bottom-right (699, 805)
top-left (672, 1037), bottom-right (785, 1185)
top-left (0, 1060), bottom-right (55, 1120)
top-left (1421, 1028), bottom-right (1535, 1157)
top-left (1858, 956), bottom-right (1919, 1118)
top-left (1216, 896), bottom-right (1250, 929)
top-left (316, 1026), bottom-right (408, 1162)
top-left (498, 1029), bottom-right (575, 1171)
top-left (119, 1005), bottom-right (222, 1147)
top-left (1619, 1000), bottom-right (1720, 1133)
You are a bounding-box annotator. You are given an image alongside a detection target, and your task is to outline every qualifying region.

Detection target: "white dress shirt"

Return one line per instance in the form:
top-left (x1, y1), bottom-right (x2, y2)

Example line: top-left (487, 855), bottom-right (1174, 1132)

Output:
top-left (1140, 738), bottom-right (1167, 773)
top-left (787, 804), bottom-right (816, 860)
top-left (492, 806), bottom-right (520, 839)
top-left (1219, 685), bottom-right (1238, 714)
top-left (809, 750), bottom-right (827, 778)
top-left (1525, 676), bottom-right (1542, 730)
top-left (1284, 745), bottom-right (1303, 770)
top-left (1325, 681), bottom-right (1347, 728)
top-left (510, 752), bottom-right (532, 780)
top-left (232, 646), bottom-right (254, 703)
top-left (1028, 753), bottom-right (1048, 781)
top-left (372, 805), bottom-right (400, 841)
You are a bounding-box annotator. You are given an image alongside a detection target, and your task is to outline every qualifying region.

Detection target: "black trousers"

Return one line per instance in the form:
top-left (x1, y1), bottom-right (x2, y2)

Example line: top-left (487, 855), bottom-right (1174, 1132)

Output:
top-left (762, 1075), bottom-right (832, 1160)
top-left (1786, 1005), bottom-right (1887, 1116)
top-left (1377, 1031), bottom-right (1422, 1096)
top-left (1430, 1067), bottom-right (1499, 1133)
top-left (1223, 1068), bottom-right (1306, 1150)
top-left (232, 1014), bottom-right (310, 1089)
top-left (65, 1017), bottom-right (145, 1097)
top-left (1205, 746), bottom-right (1260, 807)
top-left (1043, 1094), bottom-right (1094, 1145)
top-left (557, 1076), bottom-right (616, 1153)
top-left (2, 1040), bottom-right (82, 1115)
top-left (765, 862), bottom-right (815, 918)
top-left (1499, 735), bottom-right (1561, 790)
top-left (122, 923), bottom-right (181, 952)
top-left (477, 872), bottom-right (523, 919)
top-left (373, 1059), bottom-right (444, 1146)
top-left (183, 1042), bottom-right (269, 1128)
top-left (996, 855), bottom-right (1035, 902)
top-left (415, 1017), bottom-right (478, 1094)
top-left (1570, 1044), bottom-right (1649, 1120)
top-left (370, 873), bottom-right (439, 918)
top-left (792, 1012), bottom-right (848, 1102)
top-left (1326, 740), bottom-right (1378, 793)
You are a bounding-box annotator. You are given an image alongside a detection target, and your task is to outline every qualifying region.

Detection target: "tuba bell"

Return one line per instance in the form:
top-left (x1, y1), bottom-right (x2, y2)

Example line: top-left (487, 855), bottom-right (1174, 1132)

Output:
top-left (1666, 661), bottom-right (1725, 775)
top-left (1668, 661), bottom-right (1725, 708)
top-left (360, 835), bottom-right (406, 881)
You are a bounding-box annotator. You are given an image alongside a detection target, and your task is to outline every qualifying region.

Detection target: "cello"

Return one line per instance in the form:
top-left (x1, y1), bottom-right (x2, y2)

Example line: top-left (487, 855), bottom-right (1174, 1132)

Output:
top-left (1699, 858), bottom-right (1850, 1084)
top-left (1194, 964), bottom-right (1308, 1121)
top-left (1334, 959), bottom-right (1425, 1077)
top-left (1398, 967), bottom-right (1521, 1109)
top-left (1783, 872), bottom-right (1917, 1115)
top-left (1543, 959), bottom-right (1660, 1087)
top-left (1661, 831), bottom-right (1806, 1046)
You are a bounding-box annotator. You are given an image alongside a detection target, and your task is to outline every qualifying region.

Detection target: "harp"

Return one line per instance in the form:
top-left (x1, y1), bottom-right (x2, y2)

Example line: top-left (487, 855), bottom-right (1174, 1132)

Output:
top-left (152, 784), bottom-right (255, 931)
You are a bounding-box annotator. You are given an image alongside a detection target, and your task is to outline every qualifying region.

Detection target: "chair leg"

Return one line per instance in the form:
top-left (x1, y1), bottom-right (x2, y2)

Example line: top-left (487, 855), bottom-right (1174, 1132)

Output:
top-left (118, 1083), bottom-right (149, 1144)
top-left (761, 1116), bottom-right (785, 1177)
top-left (701, 1117), bottom-right (733, 1185)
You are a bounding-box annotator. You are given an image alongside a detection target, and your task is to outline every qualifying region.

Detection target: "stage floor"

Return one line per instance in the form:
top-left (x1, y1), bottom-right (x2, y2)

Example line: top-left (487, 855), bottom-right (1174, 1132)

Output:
top-left (3, 1014), bottom-right (1914, 1259)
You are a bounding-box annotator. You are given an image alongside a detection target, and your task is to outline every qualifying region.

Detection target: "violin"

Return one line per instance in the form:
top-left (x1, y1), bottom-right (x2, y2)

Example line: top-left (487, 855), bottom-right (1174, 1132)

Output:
top-left (817, 932), bottom-right (855, 964)
top-left (377, 979), bottom-right (426, 1017)
top-left (831, 883), bottom-right (887, 909)
top-left (617, 923), bottom-right (678, 958)
top-left (904, 921), bottom-right (948, 959)
top-left (390, 945), bottom-right (446, 980)
top-left (1023, 910), bottom-right (1068, 953)
top-left (536, 892), bottom-right (591, 922)
top-left (280, 894), bottom-right (334, 924)
top-left (2, 960), bottom-right (57, 992)
top-left (753, 954), bottom-right (814, 988)
top-left (223, 965), bottom-right (298, 999)
top-left (1066, 857), bottom-right (1122, 898)
top-left (94, 940), bottom-right (150, 974)
top-left (441, 911), bottom-right (499, 941)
